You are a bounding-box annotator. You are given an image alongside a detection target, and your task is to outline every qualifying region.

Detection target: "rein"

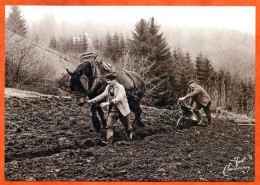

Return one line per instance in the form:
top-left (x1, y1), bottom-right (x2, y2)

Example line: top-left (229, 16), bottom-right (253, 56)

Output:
top-left (79, 62), bottom-right (106, 96)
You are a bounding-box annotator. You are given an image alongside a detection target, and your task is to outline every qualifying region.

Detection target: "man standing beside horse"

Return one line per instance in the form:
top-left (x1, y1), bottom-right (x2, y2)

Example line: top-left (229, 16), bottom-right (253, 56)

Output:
top-left (87, 72), bottom-right (132, 146)
top-left (179, 80), bottom-right (212, 127)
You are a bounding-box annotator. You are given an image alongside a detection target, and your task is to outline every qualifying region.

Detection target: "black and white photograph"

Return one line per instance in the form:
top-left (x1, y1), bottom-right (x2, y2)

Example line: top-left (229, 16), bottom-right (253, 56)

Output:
top-left (4, 6), bottom-right (255, 181)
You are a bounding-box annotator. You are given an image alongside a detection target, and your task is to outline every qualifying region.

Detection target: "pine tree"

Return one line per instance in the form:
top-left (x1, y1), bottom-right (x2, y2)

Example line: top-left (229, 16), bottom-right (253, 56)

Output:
top-left (147, 17), bottom-right (171, 64)
top-left (58, 37), bottom-right (66, 52)
top-left (72, 37), bottom-right (78, 53)
top-left (119, 34), bottom-right (126, 56)
top-left (130, 19), bottom-right (150, 58)
top-left (223, 71), bottom-right (232, 109)
top-left (147, 17), bottom-right (173, 105)
top-left (81, 35), bottom-right (88, 53)
top-left (6, 6), bottom-right (27, 37)
top-left (167, 48), bottom-right (195, 98)
top-left (77, 35), bottom-right (83, 53)
top-left (247, 79), bottom-right (255, 117)
top-left (62, 37), bottom-right (71, 53)
top-left (184, 52), bottom-right (195, 81)
top-left (104, 32), bottom-right (113, 60)
top-left (67, 37), bottom-right (74, 52)
top-left (180, 52), bottom-right (195, 95)
top-left (194, 53), bottom-right (214, 90)
top-left (74, 37), bottom-right (80, 53)
top-left (203, 58), bottom-right (214, 90)
top-left (49, 36), bottom-right (57, 49)
top-left (112, 32), bottom-right (121, 61)
top-left (130, 17), bottom-right (173, 105)
top-left (130, 17), bottom-right (171, 71)
top-left (93, 36), bottom-right (101, 51)
top-left (195, 53), bottom-right (205, 84)
top-left (171, 48), bottom-right (184, 87)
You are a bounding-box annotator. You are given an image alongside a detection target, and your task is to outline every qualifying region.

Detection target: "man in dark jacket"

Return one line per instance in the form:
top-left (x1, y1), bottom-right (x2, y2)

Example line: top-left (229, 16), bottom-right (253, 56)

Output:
top-left (179, 80), bottom-right (212, 126)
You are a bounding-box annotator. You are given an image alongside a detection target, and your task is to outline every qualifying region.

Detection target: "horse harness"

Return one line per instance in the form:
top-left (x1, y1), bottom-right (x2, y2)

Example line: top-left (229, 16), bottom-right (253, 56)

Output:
top-left (79, 61), bottom-right (103, 96)
top-left (118, 69), bottom-right (137, 94)
top-left (79, 60), bottom-right (141, 101)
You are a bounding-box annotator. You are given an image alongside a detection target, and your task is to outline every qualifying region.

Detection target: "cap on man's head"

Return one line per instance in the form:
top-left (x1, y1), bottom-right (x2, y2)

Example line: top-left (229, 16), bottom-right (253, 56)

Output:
top-left (105, 73), bottom-right (117, 80)
top-left (79, 53), bottom-right (98, 61)
top-left (188, 80), bottom-right (195, 85)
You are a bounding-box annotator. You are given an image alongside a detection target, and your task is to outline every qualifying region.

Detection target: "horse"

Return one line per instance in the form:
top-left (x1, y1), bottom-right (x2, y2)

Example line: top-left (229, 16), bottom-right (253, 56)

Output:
top-left (66, 56), bottom-right (146, 132)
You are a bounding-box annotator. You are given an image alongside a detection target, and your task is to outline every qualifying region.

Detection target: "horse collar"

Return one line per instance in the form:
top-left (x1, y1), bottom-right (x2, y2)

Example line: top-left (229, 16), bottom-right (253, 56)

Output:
top-left (80, 62), bottom-right (102, 96)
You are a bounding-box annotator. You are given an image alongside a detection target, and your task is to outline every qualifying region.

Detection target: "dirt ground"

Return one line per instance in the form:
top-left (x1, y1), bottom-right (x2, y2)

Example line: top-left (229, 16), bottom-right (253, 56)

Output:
top-left (5, 94), bottom-right (254, 181)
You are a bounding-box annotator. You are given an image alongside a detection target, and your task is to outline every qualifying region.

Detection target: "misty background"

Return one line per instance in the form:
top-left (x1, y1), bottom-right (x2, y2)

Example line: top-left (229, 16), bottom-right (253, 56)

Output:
top-left (6, 6), bottom-right (254, 78)
top-left (5, 6), bottom-right (255, 117)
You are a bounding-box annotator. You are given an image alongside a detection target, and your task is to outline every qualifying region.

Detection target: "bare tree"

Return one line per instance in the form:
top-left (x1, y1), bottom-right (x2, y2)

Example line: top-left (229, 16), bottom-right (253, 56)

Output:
top-left (5, 31), bottom-right (54, 88)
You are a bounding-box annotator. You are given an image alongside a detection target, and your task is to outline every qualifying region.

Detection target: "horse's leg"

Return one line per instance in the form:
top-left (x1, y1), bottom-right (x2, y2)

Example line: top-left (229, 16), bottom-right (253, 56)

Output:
top-left (135, 101), bottom-right (145, 127)
top-left (96, 106), bottom-right (107, 129)
top-left (91, 104), bottom-right (101, 132)
top-left (129, 97), bottom-right (145, 128)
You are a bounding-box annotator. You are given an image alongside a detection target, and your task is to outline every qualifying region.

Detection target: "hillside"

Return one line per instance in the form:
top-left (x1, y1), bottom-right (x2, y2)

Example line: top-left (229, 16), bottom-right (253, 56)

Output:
top-left (33, 43), bottom-right (79, 80)
top-left (5, 32), bottom-right (79, 81)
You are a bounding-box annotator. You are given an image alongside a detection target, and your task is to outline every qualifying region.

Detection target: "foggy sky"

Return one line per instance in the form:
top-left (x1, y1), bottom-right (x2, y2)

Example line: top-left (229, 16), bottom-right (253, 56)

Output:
top-left (5, 6), bottom-right (255, 35)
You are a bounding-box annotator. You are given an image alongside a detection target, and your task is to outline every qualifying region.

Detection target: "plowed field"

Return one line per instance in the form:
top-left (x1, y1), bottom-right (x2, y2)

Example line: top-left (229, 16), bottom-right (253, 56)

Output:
top-left (5, 95), bottom-right (254, 181)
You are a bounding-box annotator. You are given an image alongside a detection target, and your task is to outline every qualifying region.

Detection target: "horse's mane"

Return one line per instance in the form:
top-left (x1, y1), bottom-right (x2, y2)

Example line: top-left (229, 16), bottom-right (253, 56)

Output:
top-left (74, 60), bottom-right (115, 75)
top-left (98, 60), bottom-right (114, 73)
top-left (74, 62), bottom-right (89, 73)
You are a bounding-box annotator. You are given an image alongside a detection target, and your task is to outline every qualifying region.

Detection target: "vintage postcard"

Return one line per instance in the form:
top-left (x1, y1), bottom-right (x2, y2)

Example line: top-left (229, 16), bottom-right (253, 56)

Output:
top-left (0, 0), bottom-right (258, 184)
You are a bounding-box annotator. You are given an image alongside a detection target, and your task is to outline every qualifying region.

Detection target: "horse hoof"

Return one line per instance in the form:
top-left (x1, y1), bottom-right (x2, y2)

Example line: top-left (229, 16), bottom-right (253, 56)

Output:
top-left (101, 140), bottom-right (113, 147)
top-left (126, 130), bottom-right (133, 140)
top-left (95, 127), bottom-right (101, 132)
top-left (137, 122), bottom-right (145, 127)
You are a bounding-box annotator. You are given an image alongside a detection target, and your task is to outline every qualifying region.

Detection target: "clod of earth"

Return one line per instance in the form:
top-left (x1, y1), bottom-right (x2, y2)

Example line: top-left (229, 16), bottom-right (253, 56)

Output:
top-left (5, 96), bottom-right (254, 181)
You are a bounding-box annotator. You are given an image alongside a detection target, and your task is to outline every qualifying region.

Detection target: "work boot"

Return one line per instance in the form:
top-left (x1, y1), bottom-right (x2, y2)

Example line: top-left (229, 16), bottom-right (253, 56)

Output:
top-left (126, 130), bottom-right (133, 140)
top-left (137, 121), bottom-right (145, 127)
top-left (197, 120), bottom-right (207, 127)
top-left (106, 128), bottom-right (114, 146)
top-left (101, 139), bottom-right (113, 146)
top-left (208, 120), bottom-right (212, 126)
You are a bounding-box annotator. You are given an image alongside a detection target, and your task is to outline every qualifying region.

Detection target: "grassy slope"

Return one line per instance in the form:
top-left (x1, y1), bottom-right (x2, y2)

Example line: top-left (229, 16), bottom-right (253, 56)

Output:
top-left (6, 32), bottom-right (79, 81)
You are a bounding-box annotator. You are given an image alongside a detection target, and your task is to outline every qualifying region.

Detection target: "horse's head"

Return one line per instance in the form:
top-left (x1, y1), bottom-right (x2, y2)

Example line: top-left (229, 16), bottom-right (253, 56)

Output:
top-left (67, 60), bottom-right (94, 106)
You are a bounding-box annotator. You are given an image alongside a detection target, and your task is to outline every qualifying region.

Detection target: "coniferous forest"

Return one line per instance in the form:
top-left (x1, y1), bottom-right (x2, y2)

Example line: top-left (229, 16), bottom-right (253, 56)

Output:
top-left (5, 6), bottom-right (255, 117)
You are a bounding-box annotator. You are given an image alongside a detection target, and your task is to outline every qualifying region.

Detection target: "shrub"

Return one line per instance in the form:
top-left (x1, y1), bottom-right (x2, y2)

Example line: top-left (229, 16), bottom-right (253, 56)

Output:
top-left (5, 31), bottom-right (54, 88)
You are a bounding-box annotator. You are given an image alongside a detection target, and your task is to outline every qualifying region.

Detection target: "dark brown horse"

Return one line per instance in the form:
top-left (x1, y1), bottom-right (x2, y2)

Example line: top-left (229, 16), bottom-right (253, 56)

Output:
top-left (66, 56), bottom-right (146, 132)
